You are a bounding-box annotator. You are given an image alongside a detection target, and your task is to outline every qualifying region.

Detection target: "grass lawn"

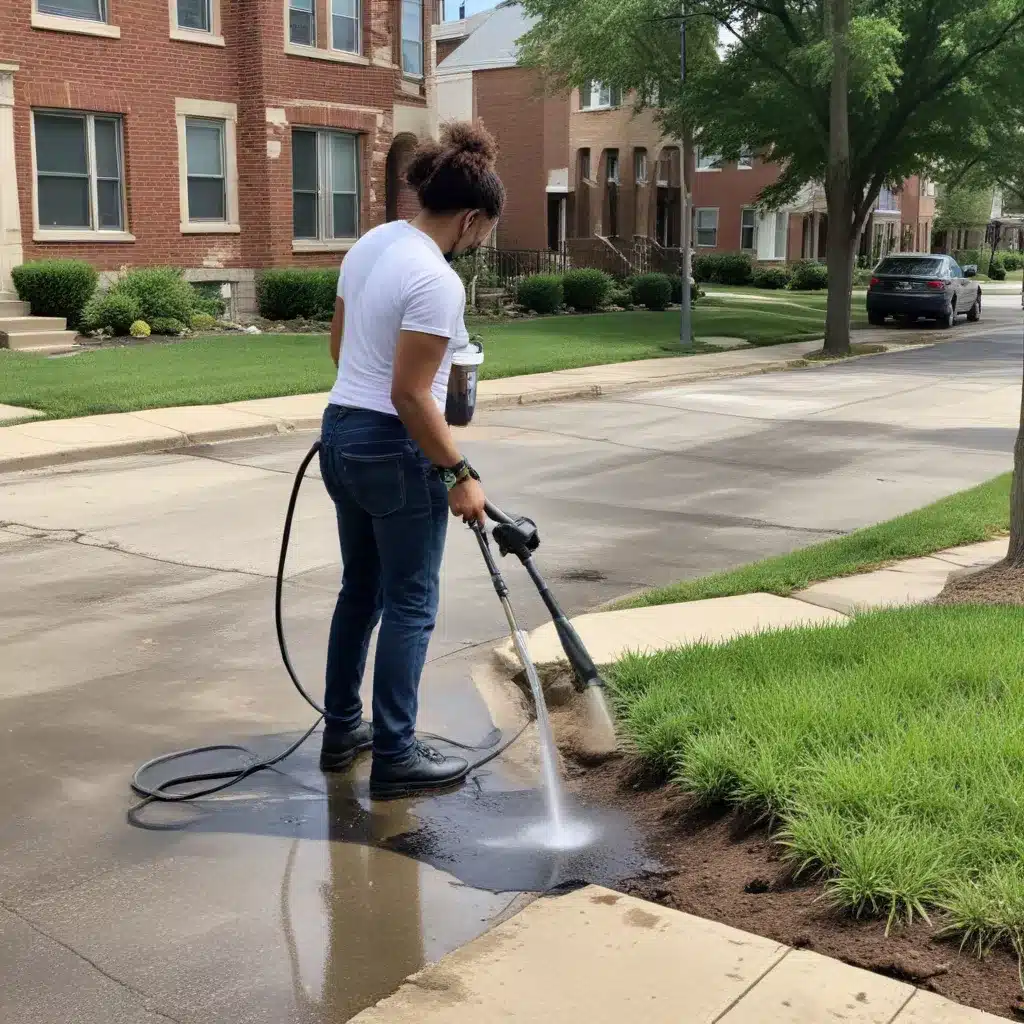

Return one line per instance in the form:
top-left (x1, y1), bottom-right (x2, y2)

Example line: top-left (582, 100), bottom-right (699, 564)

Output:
top-left (621, 473), bottom-right (1011, 608)
top-left (612, 603), bottom-right (1024, 949)
top-left (0, 302), bottom-right (837, 420)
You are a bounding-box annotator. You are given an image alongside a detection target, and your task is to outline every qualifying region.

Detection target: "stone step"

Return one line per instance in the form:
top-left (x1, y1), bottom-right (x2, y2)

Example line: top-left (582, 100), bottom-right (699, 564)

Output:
top-left (0, 329), bottom-right (79, 353)
top-left (0, 300), bottom-right (30, 317)
top-left (0, 315), bottom-right (68, 333)
top-left (0, 291), bottom-right (18, 302)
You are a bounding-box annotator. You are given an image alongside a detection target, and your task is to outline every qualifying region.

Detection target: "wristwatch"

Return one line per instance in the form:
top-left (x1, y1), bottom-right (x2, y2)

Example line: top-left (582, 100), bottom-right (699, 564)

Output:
top-left (436, 458), bottom-right (479, 492)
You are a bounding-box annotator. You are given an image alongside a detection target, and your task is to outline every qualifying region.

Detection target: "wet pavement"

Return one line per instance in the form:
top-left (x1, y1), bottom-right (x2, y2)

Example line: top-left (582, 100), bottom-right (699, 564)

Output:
top-left (1, 327), bottom-right (1021, 1022)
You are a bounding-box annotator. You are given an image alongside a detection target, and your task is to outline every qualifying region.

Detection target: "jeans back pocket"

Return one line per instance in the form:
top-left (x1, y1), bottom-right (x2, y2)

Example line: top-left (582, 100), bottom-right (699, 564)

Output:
top-left (341, 453), bottom-right (407, 518)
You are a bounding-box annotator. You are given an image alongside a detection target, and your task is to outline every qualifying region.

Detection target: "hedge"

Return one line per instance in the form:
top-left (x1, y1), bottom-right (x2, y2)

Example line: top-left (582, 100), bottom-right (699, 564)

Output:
top-left (516, 274), bottom-right (564, 314)
top-left (693, 252), bottom-right (753, 286)
top-left (256, 268), bottom-right (339, 320)
top-left (561, 268), bottom-right (612, 312)
top-left (630, 272), bottom-right (673, 311)
top-left (11, 259), bottom-right (98, 329)
top-left (788, 260), bottom-right (829, 290)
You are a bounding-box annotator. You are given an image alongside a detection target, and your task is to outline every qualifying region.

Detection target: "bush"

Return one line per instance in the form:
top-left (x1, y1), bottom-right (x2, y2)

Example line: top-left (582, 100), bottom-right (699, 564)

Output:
top-left (256, 268), bottom-right (338, 320)
top-left (111, 267), bottom-right (196, 324)
top-left (852, 268), bottom-right (874, 286)
top-left (11, 259), bottom-right (98, 329)
top-left (150, 317), bottom-right (187, 336)
top-left (630, 272), bottom-right (673, 311)
top-left (753, 266), bottom-right (792, 290)
top-left (999, 250), bottom-right (1023, 271)
top-left (561, 268), bottom-right (611, 312)
top-left (129, 320), bottom-right (151, 338)
top-left (987, 258), bottom-right (1007, 281)
top-left (692, 252), bottom-right (753, 286)
top-left (81, 291), bottom-right (143, 336)
top-left (788, 260), bottom-right (829, 290)
top-left (952, 249), bottom-right (982, 270)
top-left (607, 284), bottom-right (634, 309)
top-left (191, 281), bottom-right (227, 317)
top-left (189, 312), bottom-right (218, 332)
top-left (515, 274), bottom-right (563, 314)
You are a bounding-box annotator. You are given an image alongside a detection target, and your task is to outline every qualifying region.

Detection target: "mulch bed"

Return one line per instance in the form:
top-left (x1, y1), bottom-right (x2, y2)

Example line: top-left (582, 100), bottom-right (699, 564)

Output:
top-left (937, 562), bottom-right (1024, 606)
top-left (571, 759), bottom-right (1024, 1020)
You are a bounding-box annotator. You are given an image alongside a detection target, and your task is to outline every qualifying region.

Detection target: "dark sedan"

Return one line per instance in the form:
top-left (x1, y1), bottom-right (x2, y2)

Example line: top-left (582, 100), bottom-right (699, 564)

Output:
top-left (866, 253), bottom-right (981, 328)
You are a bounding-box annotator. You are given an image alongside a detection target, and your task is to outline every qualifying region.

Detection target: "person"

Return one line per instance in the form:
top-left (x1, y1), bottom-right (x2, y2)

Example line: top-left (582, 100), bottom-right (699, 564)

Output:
top-left (317, 121), bottom-right (505, 800)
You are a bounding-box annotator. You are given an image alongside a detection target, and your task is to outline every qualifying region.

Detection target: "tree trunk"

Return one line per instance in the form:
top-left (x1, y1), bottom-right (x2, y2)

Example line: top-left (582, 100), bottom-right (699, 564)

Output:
top-left (1007, 341), bottom-right (1024, 567)
top-left (822, 0), bottom-right (853, 357)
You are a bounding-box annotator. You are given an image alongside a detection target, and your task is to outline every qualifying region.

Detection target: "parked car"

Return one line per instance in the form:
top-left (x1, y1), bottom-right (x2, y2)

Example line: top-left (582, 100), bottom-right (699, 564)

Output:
top-left (866, 253), bottom-right (981, 328)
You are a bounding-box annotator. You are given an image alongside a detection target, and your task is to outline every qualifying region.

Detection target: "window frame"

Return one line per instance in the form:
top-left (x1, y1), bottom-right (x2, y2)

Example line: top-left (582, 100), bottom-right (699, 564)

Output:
top-left (291, 127), bottom-right (361, 250)
top-left (175, 98), bottom-right (240, 235)
top-left (184, 117), bottom-right (227, 224)
top-left (740, 207), bottom-right (756, 250)
top-left (578, 148), bottom-right (592, 182)
top-left (170, 0), bottom-right (223, 46)
top-left (738, 147), bottom-right (753, 170)
top-left (32, 0), bottom-right (121, 37)
top-left (288, 0), bottom-right (316, 48)
top-left (580, 80), bottom-right (620, 111)
top-left (401, 0), bottom-right (424, 79)
top-left (36, 0), bottom-right (105, 23)
top-left (696, 147), bottom-right (722, 172)
top-left (606, 151), bottom-right (619, 184)
top-left (330, 0), bottom-right (361, 55)
top-left (634, 150), bottom-right (648, 185)
top-left (694, 207), bottom-right (718, 248)
top-left (31, 108), bottom-right (130, 242)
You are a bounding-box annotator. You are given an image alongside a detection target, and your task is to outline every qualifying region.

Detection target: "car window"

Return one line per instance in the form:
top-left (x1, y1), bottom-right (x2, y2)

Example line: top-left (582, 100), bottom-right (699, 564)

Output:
top-left (875, 256), bottom-right (945, 276)
top-left (949, 260), bottom-right (963, 278)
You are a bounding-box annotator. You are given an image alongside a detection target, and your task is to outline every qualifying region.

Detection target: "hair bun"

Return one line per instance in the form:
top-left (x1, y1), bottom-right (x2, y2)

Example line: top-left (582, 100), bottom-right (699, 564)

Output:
top-left (440, 120), bottom-right (498, 168)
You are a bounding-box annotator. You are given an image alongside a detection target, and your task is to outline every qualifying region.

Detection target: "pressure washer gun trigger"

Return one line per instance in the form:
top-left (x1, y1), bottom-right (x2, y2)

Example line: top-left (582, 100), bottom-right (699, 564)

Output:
top-left (491, 516), bottom-right (540, 560)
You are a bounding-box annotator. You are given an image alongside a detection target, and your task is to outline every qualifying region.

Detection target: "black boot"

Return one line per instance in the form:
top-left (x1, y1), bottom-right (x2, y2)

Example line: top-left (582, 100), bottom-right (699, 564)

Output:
top-left (369, 742), bottom-right (469, 800)
top-left (319, 721), bottom-right (373, 772)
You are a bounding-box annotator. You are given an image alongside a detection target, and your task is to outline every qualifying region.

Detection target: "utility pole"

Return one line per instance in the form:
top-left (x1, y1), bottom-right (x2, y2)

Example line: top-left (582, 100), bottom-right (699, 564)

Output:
top-left (679, 0), bottom-right (693, 347)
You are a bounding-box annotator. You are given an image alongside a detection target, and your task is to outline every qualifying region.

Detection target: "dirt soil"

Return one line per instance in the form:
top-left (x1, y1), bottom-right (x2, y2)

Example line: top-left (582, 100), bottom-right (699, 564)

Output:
top-left (572, 759), bottom-right (1024, 1021)
top-left (937, 562), bottom-right (1024, 606)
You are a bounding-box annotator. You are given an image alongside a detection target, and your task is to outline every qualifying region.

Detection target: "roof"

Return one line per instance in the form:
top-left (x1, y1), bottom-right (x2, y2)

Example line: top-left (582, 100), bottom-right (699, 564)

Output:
top-left (436, 1), bottom-right (537, 75)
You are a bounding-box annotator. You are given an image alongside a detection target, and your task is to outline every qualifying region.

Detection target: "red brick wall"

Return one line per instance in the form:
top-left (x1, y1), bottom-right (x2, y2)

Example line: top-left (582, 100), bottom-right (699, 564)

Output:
top-left (436, 38), bottom-right (463, 64)
top-left (691, 159), bottom-right (779, 254)
top-left (9, 0), bottom-right (435, 271)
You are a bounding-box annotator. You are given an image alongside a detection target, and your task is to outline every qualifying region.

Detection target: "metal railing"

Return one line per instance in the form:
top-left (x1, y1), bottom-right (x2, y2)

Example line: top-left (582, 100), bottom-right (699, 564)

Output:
top-left (476, 247), bottom-right (569, 288)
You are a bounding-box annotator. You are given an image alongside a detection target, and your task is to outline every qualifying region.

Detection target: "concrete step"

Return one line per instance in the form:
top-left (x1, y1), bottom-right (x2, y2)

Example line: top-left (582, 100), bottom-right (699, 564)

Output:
top-left (0, 315), bottom-right (69, 333)
top-left (0, 291), bottom-right (18, 302)
top-left (0, 329), bottom-right (79, 353)
top-left (0, 300), bottom-right (30, 317)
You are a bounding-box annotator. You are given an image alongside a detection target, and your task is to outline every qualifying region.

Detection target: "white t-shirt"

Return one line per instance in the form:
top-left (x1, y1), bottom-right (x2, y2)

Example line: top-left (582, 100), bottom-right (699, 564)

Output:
top-left (328, 220), bottom-right (468, 416)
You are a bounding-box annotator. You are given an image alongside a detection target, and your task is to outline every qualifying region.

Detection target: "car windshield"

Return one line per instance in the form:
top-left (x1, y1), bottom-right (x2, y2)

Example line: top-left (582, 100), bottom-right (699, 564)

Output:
top-left (876, 257), bottom-right (945, 276)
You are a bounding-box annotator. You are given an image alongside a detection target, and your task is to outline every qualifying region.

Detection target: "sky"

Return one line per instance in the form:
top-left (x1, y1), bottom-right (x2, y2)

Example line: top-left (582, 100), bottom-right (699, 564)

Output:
top-left (441, 0), bottom-right (499, 21)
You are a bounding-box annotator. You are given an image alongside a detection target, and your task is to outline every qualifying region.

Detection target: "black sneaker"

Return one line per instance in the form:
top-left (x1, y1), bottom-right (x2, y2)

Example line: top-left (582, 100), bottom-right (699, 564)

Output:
top-left (319, 720), bottom-right (373, 772)
top-left (369, 742), bottom-right (470, 800)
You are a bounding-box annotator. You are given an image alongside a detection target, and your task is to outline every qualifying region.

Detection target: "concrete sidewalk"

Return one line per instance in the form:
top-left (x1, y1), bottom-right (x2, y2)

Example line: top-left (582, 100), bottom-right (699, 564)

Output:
top-left (352, 886), bottom-right (1000, 1023)
top-left (0, 340), bottom-right (831, 473)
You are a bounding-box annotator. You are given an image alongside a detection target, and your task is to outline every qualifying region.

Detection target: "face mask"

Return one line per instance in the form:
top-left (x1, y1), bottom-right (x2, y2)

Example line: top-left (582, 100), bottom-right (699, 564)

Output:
top-left (444, 215), bottom-right (479, 263)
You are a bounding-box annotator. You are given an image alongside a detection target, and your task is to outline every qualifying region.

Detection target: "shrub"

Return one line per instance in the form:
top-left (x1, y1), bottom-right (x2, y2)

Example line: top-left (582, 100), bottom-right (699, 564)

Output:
top-left (191, 281), bottom-right (227, 317)
top-left (953, 249), bottom-right (982, 271)
top-left (150, 317), bottom-right (187, 336)
top-left (130, 320), bottom-right (151, 339)
top-left (81, 292), bottom-right (143, 336)
top-left (753, 266), bottom-right (792, 290)
top-left (11, 259), bottom-right (98, 329)
top-left (852, 268), bottom-right (874, 286)
top-left (189, 312), bottom-right (218, 332)
top-left (999, 250), bottom-right (1023, 271)
top-left (788, 260), bottom-right (829, 290)
top-left (515, 274), bottom-right (563, 314)
top-left (987, 258), bottom-right (1007, 281)
top-left (692, 252), bottom-right (753, 286)
top-left (630, 272), bottom-right (673, 311)
top-left (561, 268), bottom-right (611, 312)
top-left (607, 284), bottom-right (634, 309)
top-left (112, 267), bottom-right (196, 324)
top-left (256, 268), bottom-right (338, 320)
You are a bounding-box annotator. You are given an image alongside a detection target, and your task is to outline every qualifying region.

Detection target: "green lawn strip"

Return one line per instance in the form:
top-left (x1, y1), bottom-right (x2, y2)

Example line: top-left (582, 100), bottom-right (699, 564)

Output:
top-left (1, 303), bottom-right (835, 420)
top-left (620, 474), bottom-right (1011, 609)
top-left (610, 603), bottom-right (1024, 949)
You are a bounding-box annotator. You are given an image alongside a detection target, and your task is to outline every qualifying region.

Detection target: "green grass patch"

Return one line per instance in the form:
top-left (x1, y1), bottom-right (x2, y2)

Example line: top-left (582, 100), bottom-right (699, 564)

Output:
top-left (0, 302), bottom-right (835, 420)
top-left (611, 604), bottom-right (1024, 949)
top-left (622, 474), bottom-right (1011, 608)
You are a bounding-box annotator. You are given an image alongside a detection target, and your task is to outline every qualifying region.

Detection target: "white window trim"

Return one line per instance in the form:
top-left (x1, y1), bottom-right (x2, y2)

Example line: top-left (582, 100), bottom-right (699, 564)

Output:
top-left (291, 127), bottom-right (361, 249)
top-left (169, 0), bottom-right (225, 46)
top-left (740, 207), bottom-right (757, 250)
top-left (329, 0), bottom-right (362, 57)
top-left (695, 207), bottom-right (719, 248)
top-left (32, 4), bottom-right (121, 38)
top-left (696, 147), bottom-right (722, 172)
top-left (286, 0), bottom-right (316, 49)
top-left (634, 151), bottom-right (648, 184)
top-left (31, 109), bottom-right (134, 243)
top-left (175, 98), bottom-right (240, 234)
top-left (738, 148), bottom-right (753, 170)
top-left (401, 0), bottom-right (425, 80)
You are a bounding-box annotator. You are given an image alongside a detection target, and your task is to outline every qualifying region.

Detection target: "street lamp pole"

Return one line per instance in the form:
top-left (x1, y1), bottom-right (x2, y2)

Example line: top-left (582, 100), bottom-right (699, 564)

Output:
top-left (679, 1), bottom-right (693, 347)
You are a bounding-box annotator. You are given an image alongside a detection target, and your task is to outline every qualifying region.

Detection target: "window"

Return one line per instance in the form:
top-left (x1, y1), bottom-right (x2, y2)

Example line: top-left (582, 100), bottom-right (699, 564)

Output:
top-left (877, 186), bottom-right (898, 212)
top-left (738, 146), bottom-right (753, 170)
top-left (580, 80), bottom-right (621, 110)
top-left (332, 0), bottom-right (360, 52)
top-left (695, 208), bottom-right (718, 248)
top-left (176, 0), bottom-right (210, 31)
top-left (578, 148), bottom-right (591, 181)
top-left (292, 129), bottom-right (359, 242)
top-left (34, 111), bottom-right (124, 233)
top-left (773, 211), bottom-right (788, 259)
top-left (634, 150), bottom-right (648, 184)
top-left (289, 0), bottom-right (315, 46)
top-left (37, 0), bottom-right (105, 21)
top-left (740, 208), bottom-right (756, 249)
top-left (185, 119), bottom-right (226, 221)
top-left (696, 147), bottom-right (721, 171)
top-left (402, 0), bottom-right (424, 76)
top-left (606, 151), bottom-right (619, 184)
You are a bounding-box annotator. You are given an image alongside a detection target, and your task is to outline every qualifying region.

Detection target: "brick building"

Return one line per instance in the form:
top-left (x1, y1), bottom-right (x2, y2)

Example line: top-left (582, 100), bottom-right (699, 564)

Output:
top-left (0, 0), bottom-right (440, 311)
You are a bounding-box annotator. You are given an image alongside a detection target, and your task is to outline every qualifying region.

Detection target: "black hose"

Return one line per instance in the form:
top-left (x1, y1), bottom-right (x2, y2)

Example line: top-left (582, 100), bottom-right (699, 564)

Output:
top-left (130, 441), bottom-right (527, 805)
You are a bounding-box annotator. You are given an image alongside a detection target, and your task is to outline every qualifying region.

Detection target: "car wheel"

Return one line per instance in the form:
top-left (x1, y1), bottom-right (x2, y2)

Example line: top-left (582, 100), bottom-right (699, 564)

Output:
top-left (967, 294), bottom-right (981, 322)
top-left (942, 301), bottom-right (957, 329)
top-left (868, 311), bottom-right (885, 326)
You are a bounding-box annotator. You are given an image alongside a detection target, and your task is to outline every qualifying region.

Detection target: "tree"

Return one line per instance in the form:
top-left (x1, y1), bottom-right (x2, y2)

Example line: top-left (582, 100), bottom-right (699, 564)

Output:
top-left (520, 0), bottom-right (1024, 356)
top-left (934, 185), bottom-right (994, 247)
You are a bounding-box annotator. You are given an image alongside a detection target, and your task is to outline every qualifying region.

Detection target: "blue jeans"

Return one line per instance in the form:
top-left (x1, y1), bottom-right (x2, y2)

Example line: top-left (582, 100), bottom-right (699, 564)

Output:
top-left (319, 404), bottom-right (448, 761)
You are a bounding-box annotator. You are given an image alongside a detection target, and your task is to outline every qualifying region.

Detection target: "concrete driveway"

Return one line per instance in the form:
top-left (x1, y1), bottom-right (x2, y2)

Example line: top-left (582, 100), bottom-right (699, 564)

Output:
top-left (1, 323), bottom-right (1020, 1023)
